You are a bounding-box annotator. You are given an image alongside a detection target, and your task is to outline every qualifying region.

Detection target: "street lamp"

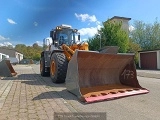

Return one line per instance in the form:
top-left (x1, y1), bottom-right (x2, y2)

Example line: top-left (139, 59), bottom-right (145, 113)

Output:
top-left (97, 33), bottom-right (101, 49)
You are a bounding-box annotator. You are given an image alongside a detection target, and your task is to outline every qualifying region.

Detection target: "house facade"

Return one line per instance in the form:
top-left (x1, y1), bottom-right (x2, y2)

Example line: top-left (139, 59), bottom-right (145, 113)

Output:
top-left (0, 53), bottom-right (9, 61)
top-left (0, 48), bottom-right (23, 63)
top-left (109, 16), bottom-right (131, 34)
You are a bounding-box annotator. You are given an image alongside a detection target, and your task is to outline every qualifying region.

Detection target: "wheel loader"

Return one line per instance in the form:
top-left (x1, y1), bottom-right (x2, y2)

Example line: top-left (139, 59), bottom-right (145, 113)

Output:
top-left (40, 24), bottom-right (149, 103)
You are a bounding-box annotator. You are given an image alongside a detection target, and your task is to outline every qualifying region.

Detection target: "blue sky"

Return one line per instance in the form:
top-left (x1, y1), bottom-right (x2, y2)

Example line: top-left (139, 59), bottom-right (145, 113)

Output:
top-left (0, 0), bottom-right (160, 47)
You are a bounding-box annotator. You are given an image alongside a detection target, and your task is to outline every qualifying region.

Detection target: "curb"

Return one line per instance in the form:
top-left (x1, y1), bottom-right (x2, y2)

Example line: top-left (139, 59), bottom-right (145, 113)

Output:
top-left (137, 71), bottom-right (160, 79)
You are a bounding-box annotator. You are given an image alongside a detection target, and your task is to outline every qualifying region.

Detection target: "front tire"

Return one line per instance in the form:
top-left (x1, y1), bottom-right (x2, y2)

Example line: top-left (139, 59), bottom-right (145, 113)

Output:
top-left (50, 53), bottom-right (68, 83)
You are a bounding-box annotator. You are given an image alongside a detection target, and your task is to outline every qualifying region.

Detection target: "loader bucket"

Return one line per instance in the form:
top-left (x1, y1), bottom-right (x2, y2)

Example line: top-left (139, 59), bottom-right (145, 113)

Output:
top-left (0, 60), bottom-right (17, 77)
top-left (66, 50), bottom-right (149, 103)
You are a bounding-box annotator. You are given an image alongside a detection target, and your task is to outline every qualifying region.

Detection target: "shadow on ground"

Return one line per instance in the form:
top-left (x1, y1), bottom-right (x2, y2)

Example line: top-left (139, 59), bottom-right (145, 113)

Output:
top-left (1, 73), bottom-right (85, 104)
top-left (1, 74), bottom-right (40, 80)
top-left (32, 89), bottom-right (86, 104)
top-left (2, 74), bottom-right (65, 87)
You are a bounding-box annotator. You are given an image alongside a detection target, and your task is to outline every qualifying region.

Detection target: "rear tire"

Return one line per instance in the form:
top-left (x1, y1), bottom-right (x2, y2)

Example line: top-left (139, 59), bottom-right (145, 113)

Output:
top-left (40, 57), bottom-right (50, 76)
top-left (50, 53), bottom-right (68, 83)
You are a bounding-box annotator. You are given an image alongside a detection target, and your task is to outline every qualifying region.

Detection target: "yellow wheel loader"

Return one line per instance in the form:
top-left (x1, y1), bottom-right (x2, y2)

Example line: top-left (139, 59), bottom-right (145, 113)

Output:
top-left (40, 24), bottom-right (149, 103)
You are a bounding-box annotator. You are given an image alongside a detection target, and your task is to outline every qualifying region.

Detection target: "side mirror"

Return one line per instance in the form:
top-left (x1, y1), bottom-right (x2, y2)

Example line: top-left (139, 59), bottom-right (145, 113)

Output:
top-left (50, 31), bottom-right (53, 38)
top-left (50, 30), bottom-right (56, 40)
top-left (78, 35), bottom-right (80, 40)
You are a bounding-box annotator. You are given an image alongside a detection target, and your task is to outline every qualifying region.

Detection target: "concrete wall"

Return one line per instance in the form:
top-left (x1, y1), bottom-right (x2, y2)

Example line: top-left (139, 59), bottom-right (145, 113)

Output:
top-left (157, 51), bottom-right (160, 69)
top-left (15, 52), bottom-right (23, 62)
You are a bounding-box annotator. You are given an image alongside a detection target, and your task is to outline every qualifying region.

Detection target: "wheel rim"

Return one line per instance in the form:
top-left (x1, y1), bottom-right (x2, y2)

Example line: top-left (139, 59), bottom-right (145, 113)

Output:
top-left (51, 60), bottom-right (56, 76)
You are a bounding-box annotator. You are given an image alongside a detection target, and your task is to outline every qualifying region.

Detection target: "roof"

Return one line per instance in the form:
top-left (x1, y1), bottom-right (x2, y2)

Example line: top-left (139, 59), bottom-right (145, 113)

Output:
top-left (110, 16), bottom-right (131, 21)
top-left (0, 47), bottom-right (22, 57)
top-left (138, 49), bottom-right (160, 53)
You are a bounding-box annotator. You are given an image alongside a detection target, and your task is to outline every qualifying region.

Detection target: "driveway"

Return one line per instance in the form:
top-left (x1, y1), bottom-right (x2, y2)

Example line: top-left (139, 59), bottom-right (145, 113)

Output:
top-left (0, 64), bottom-right (160, 120)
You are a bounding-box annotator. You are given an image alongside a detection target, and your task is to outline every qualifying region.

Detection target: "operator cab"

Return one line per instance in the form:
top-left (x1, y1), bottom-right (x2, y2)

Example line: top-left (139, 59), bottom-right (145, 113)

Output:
top-left (50, 24), bottom-right (80, 46)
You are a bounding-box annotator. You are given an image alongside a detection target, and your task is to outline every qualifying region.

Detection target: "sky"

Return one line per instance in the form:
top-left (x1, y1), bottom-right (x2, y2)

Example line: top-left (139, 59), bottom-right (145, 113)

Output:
top-left (1, 0), bottom-right (160, 47)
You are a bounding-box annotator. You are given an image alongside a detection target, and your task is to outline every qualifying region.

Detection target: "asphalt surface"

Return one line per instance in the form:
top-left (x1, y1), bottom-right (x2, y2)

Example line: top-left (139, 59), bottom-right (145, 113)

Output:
top-left (32, 64), bottom-right (160, 120)
top-left (0, 64), bottom-right (160, 120)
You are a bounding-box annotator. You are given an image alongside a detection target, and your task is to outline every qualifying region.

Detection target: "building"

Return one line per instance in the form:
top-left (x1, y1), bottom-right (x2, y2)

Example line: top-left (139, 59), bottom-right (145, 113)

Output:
top-left (0, 48), bottom-right (23, 64)
top-left (109, 16), bottom-right (131, 34)
top-left (0, 53), bottom-right (9, 61)
top-left (138, 49), bottom-right (160, 70)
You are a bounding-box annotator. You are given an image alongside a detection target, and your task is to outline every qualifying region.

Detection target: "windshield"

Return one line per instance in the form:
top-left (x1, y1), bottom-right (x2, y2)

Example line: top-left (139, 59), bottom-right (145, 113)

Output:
top-left (56, 29), bottom-right (79, 45)
top-left (57, 32), bottom-right (69, 45)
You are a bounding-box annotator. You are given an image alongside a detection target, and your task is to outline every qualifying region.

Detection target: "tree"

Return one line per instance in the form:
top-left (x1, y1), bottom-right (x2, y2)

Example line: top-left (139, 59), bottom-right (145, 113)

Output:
top-left (88, 35), bottom-right (101, 51)
top-left (127, 37), bottom-right (142, 65)
top-left (130, 19), bottom-right (160, 50)
top-left (15, 44), bottom-right (43, 60)
top-left (15, 44), bottom-right (27, 58)
top-left (88, 20), bottom-right (129, 53)
top-left (33, 53), bottom-right (41, 61)
top-left (32, 43), bottom-right (39, 48)
top-left (15, 44), bottom-right (27, 52)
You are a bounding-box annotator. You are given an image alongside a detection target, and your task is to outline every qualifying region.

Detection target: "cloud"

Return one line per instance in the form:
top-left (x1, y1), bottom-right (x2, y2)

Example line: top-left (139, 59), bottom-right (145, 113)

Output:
top-left (0, 42), bottom-right (13, 46)
top-left (0, 36), bottom-right (14, 47)
top-left (82, 38), bottom-right (88, 41)
top-left (4, 42), bottom-right (12, 46)
top-left (36, 41), bottom-right (43, 46)
top-left (36, 37), bottom-right (52, 46)
top-left (34, 22), bottom-right (38, 26)
top-left (96, 21), bottom-right (101, 25)
top-left (129, 25), bottom-right (135, 32)
top-left (97, 24), bottom-right (102, 30)
top-left (75, 13), bottom-right (97, 22)
top-left (79, 27), bottom-right (96, 37)
top-left (75, 13), bottom-right (102, 38)
top-left (0, 35), bottom-right (10, 41)
top-left (7, 18), bottom-right (17, 24)
top-left (79, 25), bottom-right (102, 37)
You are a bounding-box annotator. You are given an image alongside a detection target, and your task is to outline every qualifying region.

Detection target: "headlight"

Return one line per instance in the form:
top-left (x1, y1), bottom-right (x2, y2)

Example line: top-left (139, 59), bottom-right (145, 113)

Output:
top-left (56, 26), bottom-right (61, 30)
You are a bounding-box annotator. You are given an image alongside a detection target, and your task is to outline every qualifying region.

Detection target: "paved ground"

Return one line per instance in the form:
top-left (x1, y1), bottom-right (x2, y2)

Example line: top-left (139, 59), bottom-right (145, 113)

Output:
top-left (0, 65), bottom-right (73, 120)
top-left (0, 64), bottom-right (160, 120)
top-left (137, 69), bottom-right (160, 78)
